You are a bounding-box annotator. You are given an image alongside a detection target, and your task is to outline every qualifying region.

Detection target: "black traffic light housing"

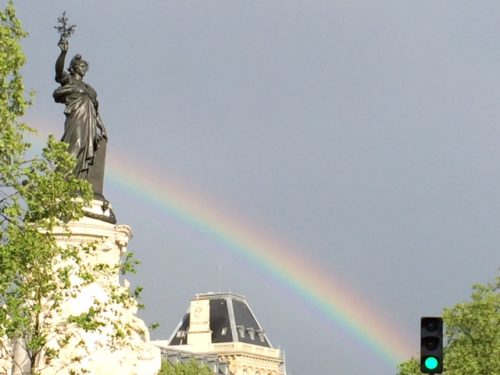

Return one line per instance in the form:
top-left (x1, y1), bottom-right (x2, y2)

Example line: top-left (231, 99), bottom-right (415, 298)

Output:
top-left (421, 317), bottom-right (443, 373)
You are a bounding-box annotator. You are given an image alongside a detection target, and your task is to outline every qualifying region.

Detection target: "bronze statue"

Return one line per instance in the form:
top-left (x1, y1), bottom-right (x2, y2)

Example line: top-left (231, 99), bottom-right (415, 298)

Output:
top-left (53, 15), bottom-right (108, 200)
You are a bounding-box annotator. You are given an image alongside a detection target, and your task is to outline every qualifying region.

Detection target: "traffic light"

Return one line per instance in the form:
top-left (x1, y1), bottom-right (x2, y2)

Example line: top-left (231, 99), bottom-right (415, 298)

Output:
top-left (421, 317), bottom-right (443, 373)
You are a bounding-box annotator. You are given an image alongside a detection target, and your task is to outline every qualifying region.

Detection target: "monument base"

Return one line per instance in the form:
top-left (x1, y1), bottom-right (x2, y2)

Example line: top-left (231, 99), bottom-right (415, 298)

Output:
top-left (11, 200), bottom-right (161, 375)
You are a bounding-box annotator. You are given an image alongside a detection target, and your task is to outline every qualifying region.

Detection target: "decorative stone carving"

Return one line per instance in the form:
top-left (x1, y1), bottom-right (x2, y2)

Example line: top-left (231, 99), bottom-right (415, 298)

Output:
top-left (11, 201), bottom-right (161, 375)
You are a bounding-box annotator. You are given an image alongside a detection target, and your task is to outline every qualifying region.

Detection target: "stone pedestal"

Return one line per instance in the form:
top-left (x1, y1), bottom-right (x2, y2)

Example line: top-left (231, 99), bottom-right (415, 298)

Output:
top-left (12, 200), bottom-right (161, 375)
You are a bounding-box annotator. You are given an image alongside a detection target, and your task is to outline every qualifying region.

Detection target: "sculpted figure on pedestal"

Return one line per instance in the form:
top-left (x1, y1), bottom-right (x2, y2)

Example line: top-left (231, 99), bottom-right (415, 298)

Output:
top-left (53, 15), bottom-right (108, 200)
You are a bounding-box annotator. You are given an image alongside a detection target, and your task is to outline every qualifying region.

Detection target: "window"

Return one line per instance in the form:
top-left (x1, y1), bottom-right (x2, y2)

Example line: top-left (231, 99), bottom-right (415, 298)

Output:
top-left (257, 330), bottom-right (266, 343)
top-left (176, 330), bottom-right (186, 338)
top-left (237, 325), bottom-right (245, 338)
top-left (247, 327), bottom-right (255, 340)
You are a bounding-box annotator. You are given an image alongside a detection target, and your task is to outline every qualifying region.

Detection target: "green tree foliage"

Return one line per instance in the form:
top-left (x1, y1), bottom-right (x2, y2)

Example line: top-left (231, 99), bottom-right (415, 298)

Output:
top-left (0, 1), bottom-right (104, 373)
top-left (397, 358), bottom-right (420, 375)
top-left (442, 276), bottom-right (499, 375)
top-left (158, 359), bottom-right (213, 375)
top-left (1, 2), bottom-right (152, 374)
top-left (0, 3), bottom-right (149, 374)
top-left (397, 275), bottom-right (500, 375)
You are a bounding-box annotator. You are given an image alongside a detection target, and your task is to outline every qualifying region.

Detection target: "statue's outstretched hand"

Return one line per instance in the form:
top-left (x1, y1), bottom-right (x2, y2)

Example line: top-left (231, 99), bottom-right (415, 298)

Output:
top-left (58, 38), bottom-right (69, 52)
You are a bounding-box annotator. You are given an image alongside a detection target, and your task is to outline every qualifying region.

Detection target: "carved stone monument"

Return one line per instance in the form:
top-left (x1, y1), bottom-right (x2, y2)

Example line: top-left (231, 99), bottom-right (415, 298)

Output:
top-left (12, 14), bottom-right (162, 375)
top-left (37, 202), bottom-right (161, 375)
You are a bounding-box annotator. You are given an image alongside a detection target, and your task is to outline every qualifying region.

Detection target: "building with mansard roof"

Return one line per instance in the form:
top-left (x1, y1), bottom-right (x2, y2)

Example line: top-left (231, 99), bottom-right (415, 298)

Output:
top-left (153, 292), bottom-right (286, 375)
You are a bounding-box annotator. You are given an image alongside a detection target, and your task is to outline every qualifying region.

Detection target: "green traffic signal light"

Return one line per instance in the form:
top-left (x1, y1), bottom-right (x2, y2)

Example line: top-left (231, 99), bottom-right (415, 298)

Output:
top-left (424, 356), bottom-right (439, 371)
top-left (421, 317), bottom-right (443, 373)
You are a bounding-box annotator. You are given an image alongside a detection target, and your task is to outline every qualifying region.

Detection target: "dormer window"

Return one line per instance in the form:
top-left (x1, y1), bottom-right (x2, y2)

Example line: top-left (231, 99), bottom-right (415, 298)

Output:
top-left (247, 327), bottom-right (255, 340)
top-left (237, 325), bottom-right (245, 338)
top-left (176, 330), bottom-right (186, 338)
top-left (257, 329), bottom-right (265, 343)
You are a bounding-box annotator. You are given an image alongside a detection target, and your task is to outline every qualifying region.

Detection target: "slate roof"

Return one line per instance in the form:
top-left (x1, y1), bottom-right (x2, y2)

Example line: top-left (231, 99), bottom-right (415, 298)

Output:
top-left (169, 292), bottom-right (272, 348)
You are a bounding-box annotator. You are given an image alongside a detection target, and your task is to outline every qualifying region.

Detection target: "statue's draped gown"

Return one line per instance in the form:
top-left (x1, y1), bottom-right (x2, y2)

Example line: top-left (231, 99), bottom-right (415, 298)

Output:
top-left (53, 74), bottom-right (104, 179)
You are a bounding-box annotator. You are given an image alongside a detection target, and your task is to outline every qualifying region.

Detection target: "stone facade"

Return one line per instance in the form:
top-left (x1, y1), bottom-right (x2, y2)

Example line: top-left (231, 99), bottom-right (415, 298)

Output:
top-left (6, 201), bottom-right (161, 375)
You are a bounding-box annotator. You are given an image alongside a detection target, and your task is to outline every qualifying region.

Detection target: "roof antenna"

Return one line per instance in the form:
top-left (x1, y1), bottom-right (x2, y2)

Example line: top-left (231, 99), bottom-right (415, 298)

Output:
top-left (218, 263), bottom-right (222, 292)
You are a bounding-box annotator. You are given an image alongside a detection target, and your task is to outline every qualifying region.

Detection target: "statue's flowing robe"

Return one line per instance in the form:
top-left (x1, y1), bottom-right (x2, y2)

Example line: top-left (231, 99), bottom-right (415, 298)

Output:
top-left (53, 74), bottom-right (103, 179)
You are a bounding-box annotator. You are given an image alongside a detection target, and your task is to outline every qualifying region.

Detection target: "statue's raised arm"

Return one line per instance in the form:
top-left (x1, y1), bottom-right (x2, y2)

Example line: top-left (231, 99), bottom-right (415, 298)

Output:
top-left (55, 38), bottom-right (68, 83)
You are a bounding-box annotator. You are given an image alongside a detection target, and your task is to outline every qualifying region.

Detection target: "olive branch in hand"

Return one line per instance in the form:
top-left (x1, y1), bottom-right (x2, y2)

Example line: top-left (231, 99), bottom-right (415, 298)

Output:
top-left (54, 11), bottom-right (76, 40)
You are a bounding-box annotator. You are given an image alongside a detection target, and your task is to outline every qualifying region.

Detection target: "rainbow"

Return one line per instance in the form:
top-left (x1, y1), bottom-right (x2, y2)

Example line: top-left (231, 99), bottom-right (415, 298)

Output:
top-left (28, 120), bottom-right (414, 367)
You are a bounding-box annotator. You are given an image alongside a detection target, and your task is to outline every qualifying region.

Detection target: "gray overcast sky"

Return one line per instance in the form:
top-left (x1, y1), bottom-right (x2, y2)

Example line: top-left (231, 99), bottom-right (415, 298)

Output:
top-left (9, 1), bottom-right (500, 374)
